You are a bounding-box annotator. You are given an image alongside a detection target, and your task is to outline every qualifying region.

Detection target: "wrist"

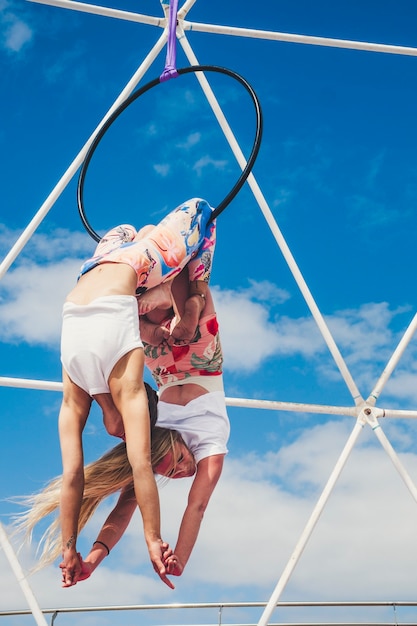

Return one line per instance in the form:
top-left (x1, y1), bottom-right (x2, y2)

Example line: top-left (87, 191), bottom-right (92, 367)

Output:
top-left (93, 540), bottom-right (110, 556)
top-left (62, 536), bottom-right (77, 554)
top-left (145, 533), bottom-right (163, 548)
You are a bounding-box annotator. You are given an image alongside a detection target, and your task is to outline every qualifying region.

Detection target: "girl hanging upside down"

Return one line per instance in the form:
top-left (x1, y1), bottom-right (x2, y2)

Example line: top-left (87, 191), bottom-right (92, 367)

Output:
top-left (15, 221), bottom-right (228, 588)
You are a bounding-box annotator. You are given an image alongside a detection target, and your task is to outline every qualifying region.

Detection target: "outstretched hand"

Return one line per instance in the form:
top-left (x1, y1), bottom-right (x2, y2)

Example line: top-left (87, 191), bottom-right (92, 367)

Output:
top-left (78, 554), bottom-right (93, 581)
top-left (165, 553), bottom-right (184, 577)
top-left (148, 539), bottom-right (175, 589)
top-left (60, 549), bottom-right (83, 587)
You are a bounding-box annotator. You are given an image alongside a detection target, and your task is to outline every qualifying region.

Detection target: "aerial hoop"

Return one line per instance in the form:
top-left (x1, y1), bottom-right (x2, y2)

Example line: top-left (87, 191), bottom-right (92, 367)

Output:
top-left (77, 65), bottom-right (263, 242)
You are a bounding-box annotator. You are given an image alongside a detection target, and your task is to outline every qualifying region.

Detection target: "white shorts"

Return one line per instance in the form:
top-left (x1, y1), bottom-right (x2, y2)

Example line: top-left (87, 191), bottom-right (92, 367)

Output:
top-left (156, 391), bottom-right (230, 463)
top-left (61, 295), bottom-right (143, 395)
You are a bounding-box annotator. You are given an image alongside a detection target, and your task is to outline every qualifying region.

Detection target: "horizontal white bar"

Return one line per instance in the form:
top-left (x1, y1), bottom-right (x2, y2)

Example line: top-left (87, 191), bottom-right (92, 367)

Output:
top-left (27, 0), bottom-right (164, 27)
top-left (27, 0), bottom-right (417, 57)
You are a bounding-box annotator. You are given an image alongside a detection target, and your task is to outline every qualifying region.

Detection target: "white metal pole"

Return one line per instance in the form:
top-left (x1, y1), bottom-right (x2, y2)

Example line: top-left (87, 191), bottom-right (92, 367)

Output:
top-left (367, 312), bottom-right (417, 405)
top-left (180, 20), bottom-right (417, 57)
top-left (0, 31), bottom-right (168, 281)
top-left (0, 523), bottom-right (48, 626)
top-left (27, 0), bottom-right (417, 58)
top-left (177, 0), bottom-right (199, 19)
top-left (257, 419), bottom-right (365, 626)
top-left (226, 397), bottom-right (358, 416)
top-left (368, 414), bottom-right (417, 503)
top-left (381, 408), bottom-right (417, 419)
top-left (178, 30), bottom-right (363, 404)
top-left (28, 0), bottom-right (165, 27)
top-left (0, 377), bottom-right (63, 391)
top-left (3, 375), bottom-right (417, 419)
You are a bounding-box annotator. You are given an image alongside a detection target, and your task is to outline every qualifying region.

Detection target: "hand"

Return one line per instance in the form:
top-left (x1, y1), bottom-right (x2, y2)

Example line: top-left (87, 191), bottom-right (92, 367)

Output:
top-left (163, 544), bottom-right (174, 561)
top-left (59, 549), bottom-right (82, 587)
top-left (148, 539), bottom-right (175, 590)
top-left (78, 554), bottom-right (93, 581)
top-left (166, 554), bottom-right (184, 577)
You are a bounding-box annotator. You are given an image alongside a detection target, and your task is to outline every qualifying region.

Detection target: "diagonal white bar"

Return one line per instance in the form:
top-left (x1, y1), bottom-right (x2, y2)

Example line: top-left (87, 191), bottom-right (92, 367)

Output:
top-left (367, 312), bottom-right (417, 405)
top-left (178, 29), bottom-right (363, 404)
top-left (368, 413), bottom-right (417, 504)
top-left (257, 419), bottom-right (365, 626)
top-left (0, 523), bottom-right (48, 626)
top-left (0, 30), bottom-right (168, 280)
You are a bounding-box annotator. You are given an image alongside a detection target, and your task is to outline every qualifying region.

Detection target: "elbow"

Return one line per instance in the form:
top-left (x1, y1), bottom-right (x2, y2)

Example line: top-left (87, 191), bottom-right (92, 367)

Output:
top-left (130, 457), bottom-right (153, 479)
top-left (105, 423), bottom-right (125, 439)
top-left (192, 500), bottom-right (209, 521)
top-left (62, 467), bottom-right (84, 488)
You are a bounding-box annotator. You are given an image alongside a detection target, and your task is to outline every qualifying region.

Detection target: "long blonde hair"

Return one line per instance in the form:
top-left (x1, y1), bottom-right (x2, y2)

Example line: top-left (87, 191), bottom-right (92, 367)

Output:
top-left (12, 427), bottom-right (187, 569)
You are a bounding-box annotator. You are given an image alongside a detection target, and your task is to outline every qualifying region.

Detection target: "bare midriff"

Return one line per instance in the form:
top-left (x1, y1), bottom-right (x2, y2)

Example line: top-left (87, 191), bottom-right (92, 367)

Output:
top-left (159, 383), bottom-right (208, 406)
top-left (66, 263), bottom-right (138, 305)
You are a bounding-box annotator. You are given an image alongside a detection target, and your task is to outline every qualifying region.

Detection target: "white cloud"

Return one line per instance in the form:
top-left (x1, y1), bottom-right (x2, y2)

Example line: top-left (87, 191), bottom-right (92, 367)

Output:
top-left (153, 163), bottom-right (170, 177)
top-left (213, 287), bottom-right (285, 370)
top-left (4, 19), bottom-right (31, 51)
top-left (192, 155), bottom-right (228, 177)
top-left (0, 226), bottom-right (93, 345)
top-left (0, 258), bottom-right (82, 345)
top-left (176, 132), bottom-right (201, 150)
top-left (4, 420), bottom-right (417, 622)
top-left (0, 2), bottom-right (33, 53)
top-left (1, 247), bottom-right (416, 409)
top-left (0, 225), bottom-right (92, 261)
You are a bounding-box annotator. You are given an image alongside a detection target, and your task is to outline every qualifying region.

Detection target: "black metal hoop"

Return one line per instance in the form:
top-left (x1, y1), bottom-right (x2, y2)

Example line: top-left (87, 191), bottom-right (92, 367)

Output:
top-left (77, 65), bottom-right (263, 242)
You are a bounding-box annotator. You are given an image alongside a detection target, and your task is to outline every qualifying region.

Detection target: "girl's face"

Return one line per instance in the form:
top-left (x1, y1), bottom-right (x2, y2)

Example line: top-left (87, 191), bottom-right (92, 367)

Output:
top-left (155, 441), bottom-right (196, 479)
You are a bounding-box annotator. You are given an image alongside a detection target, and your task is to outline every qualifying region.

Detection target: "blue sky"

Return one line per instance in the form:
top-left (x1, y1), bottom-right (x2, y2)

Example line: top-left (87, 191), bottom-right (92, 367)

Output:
top-left (2, 0), bottom-right (417, 624)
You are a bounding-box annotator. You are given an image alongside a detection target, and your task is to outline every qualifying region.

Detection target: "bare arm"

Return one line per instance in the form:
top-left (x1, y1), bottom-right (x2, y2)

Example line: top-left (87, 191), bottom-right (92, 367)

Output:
top-left (79, 486), bottom-right (137, 579)
top-left (109, 349), bottom-right (172, 587)
top-left (167, 454), bottom-right (225, 575)
top-left (58, 371), bottom-right (91, 587)
top-left (78, 485), bottom-right (175, 590)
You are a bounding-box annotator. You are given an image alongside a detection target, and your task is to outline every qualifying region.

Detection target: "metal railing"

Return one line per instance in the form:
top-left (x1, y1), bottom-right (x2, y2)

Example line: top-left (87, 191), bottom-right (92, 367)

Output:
top-left (2, 600), bottom-right (417, 625)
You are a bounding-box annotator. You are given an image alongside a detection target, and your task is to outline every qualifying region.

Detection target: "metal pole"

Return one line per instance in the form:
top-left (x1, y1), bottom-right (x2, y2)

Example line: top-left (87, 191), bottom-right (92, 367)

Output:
top-left (180, 20), bottom-right (417, 57)
top-left (368, 412), bottom-right (417, 504)
top-left (28, 0), bottom-right (417, 57)
top-left (28, 0), bottom-right (165, 26)
top-left (257, 419), bottom-right (365, 626)
top-left (0, 31), bottom-right (168, 280)
top-left (0, 523), bottom-right (48, 626)
top-left (367, 312), bottom-right (417, 405)
top-left (178, 30), bottom-right (363, 405)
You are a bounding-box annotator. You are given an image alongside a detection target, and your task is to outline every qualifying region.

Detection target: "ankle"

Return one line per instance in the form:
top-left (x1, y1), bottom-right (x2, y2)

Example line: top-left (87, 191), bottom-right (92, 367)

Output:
top-left (188, 281), bottom-right (207, 313)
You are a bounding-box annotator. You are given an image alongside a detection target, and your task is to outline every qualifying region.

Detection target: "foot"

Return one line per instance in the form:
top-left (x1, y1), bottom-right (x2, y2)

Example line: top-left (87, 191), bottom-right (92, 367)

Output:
top-left (168, 295), bottom-right (203, 344)
top-left (140, 315), bottom-right (170, 346)
top-left (138, 282), bottom-right (173, 316)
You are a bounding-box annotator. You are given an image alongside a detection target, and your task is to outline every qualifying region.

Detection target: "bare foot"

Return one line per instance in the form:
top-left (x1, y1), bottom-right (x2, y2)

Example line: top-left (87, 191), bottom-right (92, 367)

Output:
top-left (140, 315), bottom-right (170, 346)
top-left (168, 295), bottom-right (203, 344)
top-left (138, 282), bottom-right (173, 316)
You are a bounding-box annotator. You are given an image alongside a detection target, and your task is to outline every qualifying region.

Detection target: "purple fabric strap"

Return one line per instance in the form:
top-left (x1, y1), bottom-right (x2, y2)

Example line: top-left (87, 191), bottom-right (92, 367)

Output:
top-left (160, 0), bottom-right (179, 82)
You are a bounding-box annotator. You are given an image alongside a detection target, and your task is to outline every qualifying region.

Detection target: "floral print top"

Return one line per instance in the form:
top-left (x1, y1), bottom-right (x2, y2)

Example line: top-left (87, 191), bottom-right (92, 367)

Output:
top-left (143, 313), bottom-right (223, 389)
